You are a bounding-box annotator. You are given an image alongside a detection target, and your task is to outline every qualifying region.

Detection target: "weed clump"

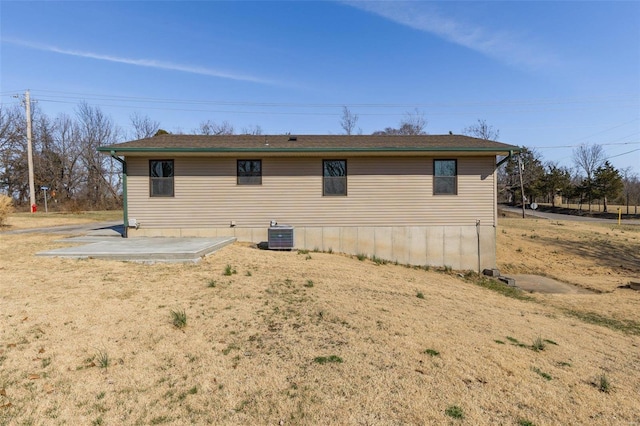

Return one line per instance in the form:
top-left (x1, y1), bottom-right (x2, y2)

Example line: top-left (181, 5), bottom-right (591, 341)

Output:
top-left (171, 309), bottom-right (187, 329)
top-left (594, 373), bottom-right (611, 393)
top-left (223, 264), bottom-right (237, 276)
top-left (96, 350), bottom-right (109, 369)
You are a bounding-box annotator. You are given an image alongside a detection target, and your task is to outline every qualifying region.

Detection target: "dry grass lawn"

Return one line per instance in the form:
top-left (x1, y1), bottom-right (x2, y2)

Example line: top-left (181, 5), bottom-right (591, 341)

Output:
top-left (1, 213), bottom-right (639, 425)
top-left (2, 211), bottom-right (121, 230)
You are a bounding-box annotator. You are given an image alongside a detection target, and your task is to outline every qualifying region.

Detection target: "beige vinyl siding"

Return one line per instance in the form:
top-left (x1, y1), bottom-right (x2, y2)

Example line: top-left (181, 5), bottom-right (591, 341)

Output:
top-left (126, 156), bottom-right (496, 229)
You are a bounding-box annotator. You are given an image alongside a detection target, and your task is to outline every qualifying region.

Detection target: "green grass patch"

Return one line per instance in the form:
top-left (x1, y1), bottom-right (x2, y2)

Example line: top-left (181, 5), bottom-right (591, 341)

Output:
top-left (371, 255), bottom-right (388, 265)
top-left (562, 309), bottom-right (640, 335)
top-left (356, 253), bottom-right (367, 261)
top-left (463, 272), bottom-right (534, 301)
top-left (532, 367), bottom-right (552, 381)
top-left (313, 355), bottom-right (343, 364)
top-left (518, 419), bottom-right (535, 426)
top-left (416, 291), bottom-right (425, 299)
top-left (445, 405), bottom-right (464, 419)
top-left (505, 336), bottom-right (528, 348)
top-left (423, 349), bottom-right (439, 357)
top-left (304, 280), bottom-right (314, 288)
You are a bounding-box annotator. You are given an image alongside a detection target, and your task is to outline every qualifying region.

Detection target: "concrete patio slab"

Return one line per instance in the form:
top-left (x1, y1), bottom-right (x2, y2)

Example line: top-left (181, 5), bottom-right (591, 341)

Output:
top-left (37, 237), bottom-right (236, 263)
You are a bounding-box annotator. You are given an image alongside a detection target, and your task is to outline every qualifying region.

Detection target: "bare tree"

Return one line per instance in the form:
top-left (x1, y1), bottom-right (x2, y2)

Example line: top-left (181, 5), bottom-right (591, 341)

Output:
top-left (620, 168), bottom-right (640, 215)
top-left (0, 105), bottom-right (25, 199)
top-left (462, 119), bottom-right (500, 141)
top-left (130, 112), bottom-right (160, 139)
top-left (195, 120), bottom-right (234, 135)
top-left (240, 125), bottom-right (263, 135)
top-left (399, 108), bottom-right (427, 135)
top-left (373, 109), bottom-right (427, 135)
top-left (52, 113), bottom-right (83, 201)
top-left (76, 102), bottom-right (121, 208)
top-left (573, 143), bottom-right (606, 211)
top-left (340, 106), bottom-right (359, 135)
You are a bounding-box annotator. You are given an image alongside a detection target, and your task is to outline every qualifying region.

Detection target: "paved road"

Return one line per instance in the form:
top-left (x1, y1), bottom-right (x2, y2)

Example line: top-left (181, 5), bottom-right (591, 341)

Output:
top-left (500, 206), bottom-right (640, 225)
top-left (1, 221), bottom-right (124, 236)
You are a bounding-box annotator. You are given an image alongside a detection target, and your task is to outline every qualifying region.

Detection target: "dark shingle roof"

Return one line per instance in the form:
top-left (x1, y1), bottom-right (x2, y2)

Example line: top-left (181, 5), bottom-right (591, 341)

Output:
top-left (99, 134), bottom-right (519, 154)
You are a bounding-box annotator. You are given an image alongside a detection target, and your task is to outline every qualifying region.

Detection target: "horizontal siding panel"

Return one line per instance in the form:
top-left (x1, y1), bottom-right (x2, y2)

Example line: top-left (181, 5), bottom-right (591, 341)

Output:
top-left (126, 156), bottom-right (495, 228)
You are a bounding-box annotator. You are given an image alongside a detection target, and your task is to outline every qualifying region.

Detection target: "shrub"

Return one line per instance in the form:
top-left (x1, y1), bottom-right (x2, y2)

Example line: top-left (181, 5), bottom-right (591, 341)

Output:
top-left (0, 195), bottom-right (14, 226)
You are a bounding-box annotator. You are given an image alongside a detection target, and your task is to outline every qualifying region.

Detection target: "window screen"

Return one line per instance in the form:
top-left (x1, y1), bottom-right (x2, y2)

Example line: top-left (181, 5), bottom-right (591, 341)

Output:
top-left (237, 160), bottom-right (262, 185)
top-left (323, 160), bottom-right (347, 196)
top-left (433, 159), bottom-right (457, 195)
top-left (149, 160), bottom-right (174, 197)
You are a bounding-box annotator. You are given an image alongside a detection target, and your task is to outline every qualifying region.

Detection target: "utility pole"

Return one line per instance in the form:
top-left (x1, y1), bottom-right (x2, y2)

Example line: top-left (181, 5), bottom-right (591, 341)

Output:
top-left (25, 90), bottom-right (36, 212)
top-left (517, 154), bottom-right (526, 219)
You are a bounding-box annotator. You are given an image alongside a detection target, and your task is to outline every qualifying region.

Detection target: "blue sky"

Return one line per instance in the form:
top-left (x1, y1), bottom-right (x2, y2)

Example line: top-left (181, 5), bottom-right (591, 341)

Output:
top-left (1, 1), bottom-right (638, 173)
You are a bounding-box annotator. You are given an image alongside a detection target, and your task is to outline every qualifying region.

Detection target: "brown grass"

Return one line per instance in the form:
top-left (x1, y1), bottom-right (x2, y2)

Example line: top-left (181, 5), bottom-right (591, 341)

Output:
top-left (0, 216), bottom-right (639, 425)
top-left (497, 217), bottom-right (640, 326)
top-left (1, 210), bottom-right (121, 230)
top-left (0, 195), bottom-right (14, 227)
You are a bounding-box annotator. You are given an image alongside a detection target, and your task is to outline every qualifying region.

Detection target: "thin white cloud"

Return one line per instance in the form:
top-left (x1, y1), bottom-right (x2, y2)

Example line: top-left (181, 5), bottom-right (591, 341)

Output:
top-left (345, 1), bottom-right (558, 71)
top-left (5, 38), bottom-right (284, 86)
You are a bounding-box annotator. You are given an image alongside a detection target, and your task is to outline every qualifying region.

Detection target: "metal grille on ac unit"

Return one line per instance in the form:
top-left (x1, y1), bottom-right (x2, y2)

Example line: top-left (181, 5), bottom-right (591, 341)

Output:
top-left (268, 225), bottom-right (294, 250)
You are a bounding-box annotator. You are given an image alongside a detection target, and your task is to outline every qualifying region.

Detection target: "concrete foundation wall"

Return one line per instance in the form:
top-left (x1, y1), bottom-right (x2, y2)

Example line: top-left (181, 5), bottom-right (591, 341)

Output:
top-left (129, 225), bottom-right (496, 270)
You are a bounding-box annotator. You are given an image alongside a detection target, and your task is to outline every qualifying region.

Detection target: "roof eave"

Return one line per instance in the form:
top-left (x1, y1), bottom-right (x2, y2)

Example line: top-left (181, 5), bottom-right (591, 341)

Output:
top-left (98, 146), bottom-right (521, 155)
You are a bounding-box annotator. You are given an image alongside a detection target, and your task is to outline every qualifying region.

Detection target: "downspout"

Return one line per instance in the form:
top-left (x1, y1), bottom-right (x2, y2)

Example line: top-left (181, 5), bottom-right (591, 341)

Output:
top-left (110, 151), bottom-right (128, 238)
top-left (476, 219), bottom-right (481, 274)
top-left (496, 150), bottom-right (514, 168)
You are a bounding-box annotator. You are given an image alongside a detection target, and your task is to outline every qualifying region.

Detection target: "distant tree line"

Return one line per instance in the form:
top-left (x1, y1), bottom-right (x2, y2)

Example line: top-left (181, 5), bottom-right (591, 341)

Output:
top-left (0, 101), bottom-right (122, 210)
top-left (499, 145), bottom-right (638, 214)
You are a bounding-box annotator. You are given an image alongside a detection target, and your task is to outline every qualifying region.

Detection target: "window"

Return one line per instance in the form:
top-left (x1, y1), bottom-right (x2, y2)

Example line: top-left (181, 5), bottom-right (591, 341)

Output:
top-left (323, 160), bottom-right (347, 196)
top-left (433, 159), bottom-right (457, 195)
top-left (237, 160), bottom-right (262, 185)
top-left (149, 160), bottom-right (174, 197)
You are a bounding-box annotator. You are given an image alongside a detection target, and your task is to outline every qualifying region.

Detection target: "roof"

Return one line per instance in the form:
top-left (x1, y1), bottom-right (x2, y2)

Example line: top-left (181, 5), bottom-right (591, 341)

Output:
top-left (98, 134), bottom-right (520, 156)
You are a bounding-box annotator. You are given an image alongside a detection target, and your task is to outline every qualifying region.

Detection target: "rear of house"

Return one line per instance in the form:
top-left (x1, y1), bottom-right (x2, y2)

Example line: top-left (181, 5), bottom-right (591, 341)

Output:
top-left (99, 134), bottom-right (519, 270)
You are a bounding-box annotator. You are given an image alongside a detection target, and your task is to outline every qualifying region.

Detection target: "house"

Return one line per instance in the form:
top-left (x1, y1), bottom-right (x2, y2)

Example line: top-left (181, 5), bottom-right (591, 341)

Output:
top-left (98, 134), bottom-right (519, 270)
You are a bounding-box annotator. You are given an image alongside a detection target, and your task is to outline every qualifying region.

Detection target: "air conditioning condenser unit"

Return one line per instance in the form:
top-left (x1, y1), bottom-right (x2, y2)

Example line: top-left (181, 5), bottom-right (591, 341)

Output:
top-left (268, 225), bottom-right (294, 250)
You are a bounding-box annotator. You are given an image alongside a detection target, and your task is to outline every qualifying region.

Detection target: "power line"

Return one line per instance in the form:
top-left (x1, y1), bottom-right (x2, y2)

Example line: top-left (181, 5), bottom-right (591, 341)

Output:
top-left (3, 89), bottom-right (638, 109)
top-left (532, 140), bottom-right (640, 149)
top-left (607, 148), bottom-right (640, 159)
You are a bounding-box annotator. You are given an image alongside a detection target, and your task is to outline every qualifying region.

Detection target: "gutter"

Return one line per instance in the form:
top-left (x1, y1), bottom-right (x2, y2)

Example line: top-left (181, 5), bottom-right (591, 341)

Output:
top-left (109, 151), bottom-right (128, 238)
